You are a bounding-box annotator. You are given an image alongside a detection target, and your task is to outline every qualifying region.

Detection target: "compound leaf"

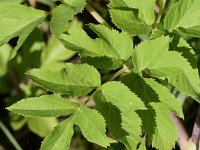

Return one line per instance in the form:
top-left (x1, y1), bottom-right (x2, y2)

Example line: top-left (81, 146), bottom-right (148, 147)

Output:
top-left (27, 63), bottom-right (101, 96)
top-left (41, 105), bottom-right (114, 149)
top-left (0, 4), bottom-right (46, 58)
top-left (164, 0), bottom-right (200, 37)
top-left (132, 36), bottom-right (200, 100)
top-left (121, 73), bottom-right (183, 150)
top-left (59, 24), bottom-right (133, 69)
top-left (93, 81), bottom-right (145, 149)
top-left (7, 95), bottom-right (79, 117)
top-left (50, 0), bottom-right (86, 36)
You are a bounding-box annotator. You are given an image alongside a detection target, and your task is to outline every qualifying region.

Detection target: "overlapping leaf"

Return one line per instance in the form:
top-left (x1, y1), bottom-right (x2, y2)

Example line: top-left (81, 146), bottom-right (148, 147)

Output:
top-left (27, 63), bottom-right (101, 96)
top-left (109, 0), bottom-right (155, 36)
top-left (132, 36), bottom-right (200, 100)
top-left (0, 4), bottom-right (46, 58)
top-left (59, 24), bottom-right (133, 69)
top-left (93, 81), bottom-right (145, 149)
top-left (121, 73), bottom-right (183, 150)
top-left (50, 0), bottom-right (86, 36)
top-left (7, 95), bottom-right (79, 117)
top-left (41, 37), bottom-right (75, 68)
top-left (27, 117), bottom-right (57, 138)
top-left (164, 0), bottom-right (200, 37)
top-left (41, 105), bottom-right (115, 150)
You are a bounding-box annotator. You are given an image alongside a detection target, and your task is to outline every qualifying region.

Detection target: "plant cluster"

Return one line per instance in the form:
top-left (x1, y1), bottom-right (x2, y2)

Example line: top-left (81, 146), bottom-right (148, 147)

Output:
top-left (0, 0), bottom-right (200, 150)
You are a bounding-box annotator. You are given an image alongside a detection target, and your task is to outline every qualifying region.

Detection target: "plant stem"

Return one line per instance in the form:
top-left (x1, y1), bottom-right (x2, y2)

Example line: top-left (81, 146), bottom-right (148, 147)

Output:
top-left (191, 105), bottom-right (200, 148)
top-left (154, 0), bottom-right (166, 28)
top-left (85, 4), bottom-right (111, 28)
top-left (28, 0), bottom-right (36, 7)
top-left (0, 121), bottom-right (22, 150)
top-left (109, 65), bottom-right (131, 81)
top-left (170, 112), bottom-right (189, 150)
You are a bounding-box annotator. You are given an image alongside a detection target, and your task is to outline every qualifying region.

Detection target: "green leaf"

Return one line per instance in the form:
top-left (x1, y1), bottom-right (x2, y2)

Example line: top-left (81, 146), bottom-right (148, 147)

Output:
top-left (93, 81), bottom-right (145, 149)
top-left (41, 105), bottom-right (115, 149)
top-left (109, 10), bottom-right (152, 36)
top-left (170, 36), bottom-right (197, 69)
top-left (121, 73), bottom-right (183, 150)
top-left (132, 36), bottom-right (200, 100)
top-left (59, 24), bottom-right (133, 68)
top-left (41, 37), bottom-right (75, 68)
top-left (109, 0), bottom-right (156, 25)
top-left (164, 0), bottom-right (200, 37)
top-left (0, 44), bottom-right (12, 77)
top-left (72, 105), bottom-right (115, 147)
top-left (138, 136), bottom-right (146, 150)
top-left (27, 117), bottom-right (58, 138)
top-left (0, 4), bottom-right (46, 58)
top-left (27, 63), bottom-right (101, 96)
top-left (40, 118), bottom-right (74, 150)
top-left (149, 102), bottom-right (177, 150)
top-left (50, 0), bottom-right (86, 36)
top-left (121, 73), bottom-right (183, 118)
top-left (0, 0), bottom-right (24, 3)
top-left (9, 114), bottom-right (27, 131)
top-left (7, 95), bottom-right (79, 117)
top-left (108, 0), bottom-right (155, 36)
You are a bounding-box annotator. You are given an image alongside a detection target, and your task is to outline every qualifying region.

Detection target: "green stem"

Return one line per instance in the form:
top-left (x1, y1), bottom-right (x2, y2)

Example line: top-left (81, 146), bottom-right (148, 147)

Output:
top-left (109, 65), bottom-right (131, 81)
top-left (154, 0), bottom-right (166, 28)
top-left (0, 121), bottom-right (23, 150)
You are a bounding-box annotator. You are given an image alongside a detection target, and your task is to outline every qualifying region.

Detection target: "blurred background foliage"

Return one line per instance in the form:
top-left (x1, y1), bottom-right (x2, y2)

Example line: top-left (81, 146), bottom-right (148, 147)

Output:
top-left (0, 0), bottom-right (199, 150)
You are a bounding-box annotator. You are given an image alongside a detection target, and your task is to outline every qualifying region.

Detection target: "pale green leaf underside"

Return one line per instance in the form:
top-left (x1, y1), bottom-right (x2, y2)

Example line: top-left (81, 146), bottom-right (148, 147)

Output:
top-left (7, 95), bottom-right (79, 117)
top-left (59, 24), bottom-right (133, 62)
top-left (50, 0), bottom-right (86, 36)
top-left (93, 81), bottom-right (145, 149)
top-left (41, 105), bottom-right (114, 149)
top-left (109, 0), bottom-right (156, 25)
top-left (27, 63), bottom-right (101, 96)
top-left (27, 117), bottom-right (57, 138)
top-left (164, 0), bottom-right (200, 37)
top-left (121, 73), bottom-right (182, 150)
top-left (41, 37), bottom-right (75, 68)
top-left (0, 4), bottom-right (46, 58)
top-left (132, 36), bottom-right (200, 100)
top-left (0, 44), bottom-right (12, 77)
